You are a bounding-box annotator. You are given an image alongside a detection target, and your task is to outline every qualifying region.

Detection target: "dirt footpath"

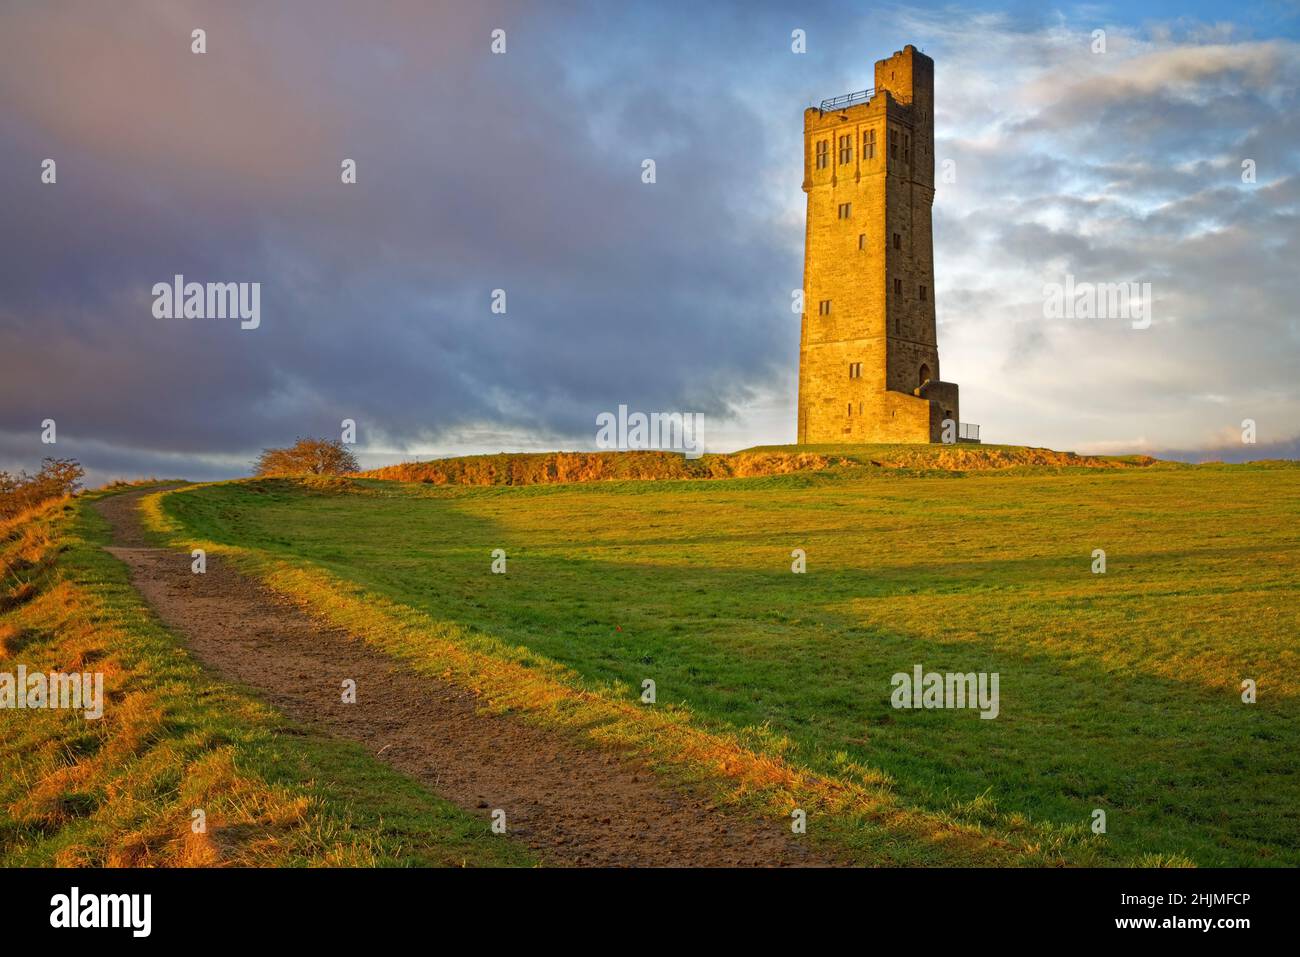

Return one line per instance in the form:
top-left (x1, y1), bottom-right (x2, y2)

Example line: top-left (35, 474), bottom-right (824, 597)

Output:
top-left (96, 489), bottom-right (834, 867)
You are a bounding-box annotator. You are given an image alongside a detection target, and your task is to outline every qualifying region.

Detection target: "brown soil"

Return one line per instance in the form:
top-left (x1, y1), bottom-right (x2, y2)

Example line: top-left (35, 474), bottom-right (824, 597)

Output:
top-left (95, 489), bottom-right (834, 867)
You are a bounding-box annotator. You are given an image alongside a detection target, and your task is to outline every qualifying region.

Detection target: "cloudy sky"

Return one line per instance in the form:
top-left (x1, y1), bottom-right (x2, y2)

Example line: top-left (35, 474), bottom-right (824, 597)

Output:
top-left (1, 0), bottom-right (1297, 483)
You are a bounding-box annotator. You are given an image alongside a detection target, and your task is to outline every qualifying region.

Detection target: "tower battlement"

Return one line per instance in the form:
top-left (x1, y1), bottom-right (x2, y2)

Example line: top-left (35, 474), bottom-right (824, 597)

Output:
top-left (797, 44), bottom-right (959, 444)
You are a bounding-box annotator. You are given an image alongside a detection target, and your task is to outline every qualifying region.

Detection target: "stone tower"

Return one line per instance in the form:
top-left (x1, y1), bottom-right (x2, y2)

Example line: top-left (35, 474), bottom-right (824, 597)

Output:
top-left (797, 45), bottom-right (960, 444)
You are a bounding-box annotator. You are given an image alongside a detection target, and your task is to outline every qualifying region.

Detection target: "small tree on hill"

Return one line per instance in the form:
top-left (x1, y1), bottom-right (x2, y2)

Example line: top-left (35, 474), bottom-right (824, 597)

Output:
top-left (0, 457), bottom-right (85, 519)
top-left (253, 438), bottom-right (360, 477)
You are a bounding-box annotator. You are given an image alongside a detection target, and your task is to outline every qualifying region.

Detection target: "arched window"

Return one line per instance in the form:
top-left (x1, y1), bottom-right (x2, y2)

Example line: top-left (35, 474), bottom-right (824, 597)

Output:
top-left (918, 363), bottom-right (930, 387)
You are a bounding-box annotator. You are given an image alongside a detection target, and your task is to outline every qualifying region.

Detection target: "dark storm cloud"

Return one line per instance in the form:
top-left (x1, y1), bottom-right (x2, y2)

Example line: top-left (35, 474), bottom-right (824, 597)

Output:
top-left (0, 0), bottom-right (804, 477)
top-left (1, 1), bottom-right (1297, 477)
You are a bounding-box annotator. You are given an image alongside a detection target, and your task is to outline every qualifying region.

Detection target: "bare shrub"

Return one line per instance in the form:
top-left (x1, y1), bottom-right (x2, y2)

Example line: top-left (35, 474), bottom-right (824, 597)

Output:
top-left (0, 458), bottom-right (85, 520)
top-left (253, 438), bottom-right (360, 477)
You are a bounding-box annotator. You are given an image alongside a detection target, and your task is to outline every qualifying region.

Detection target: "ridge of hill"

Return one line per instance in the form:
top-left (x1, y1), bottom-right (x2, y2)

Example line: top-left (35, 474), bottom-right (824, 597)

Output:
top-left (356, 444), bottom-right (1164, 487)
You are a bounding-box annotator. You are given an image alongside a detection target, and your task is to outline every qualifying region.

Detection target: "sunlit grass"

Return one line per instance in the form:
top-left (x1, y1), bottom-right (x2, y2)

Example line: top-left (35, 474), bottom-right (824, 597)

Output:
top-left (0, 492), bottom-right (535, 867)
top-left (157, 453), bottom-right (1299, 865)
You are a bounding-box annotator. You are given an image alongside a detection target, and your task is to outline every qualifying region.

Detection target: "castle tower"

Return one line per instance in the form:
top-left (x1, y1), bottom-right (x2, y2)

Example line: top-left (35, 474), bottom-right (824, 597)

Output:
top-left (797, 45), bottom-right (960, 444)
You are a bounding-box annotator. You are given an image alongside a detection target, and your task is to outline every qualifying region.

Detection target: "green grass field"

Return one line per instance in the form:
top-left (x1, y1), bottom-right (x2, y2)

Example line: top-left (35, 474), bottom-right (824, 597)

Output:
top-left (160, 450), bottom-right (1300, 866)
top-left (0, 491), bottom-right (535, 867)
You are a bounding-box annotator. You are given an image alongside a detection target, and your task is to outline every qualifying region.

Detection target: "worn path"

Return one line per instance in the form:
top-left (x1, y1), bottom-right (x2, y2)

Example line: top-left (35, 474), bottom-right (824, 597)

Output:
top-left (96, 489), bottom-right (834, 867)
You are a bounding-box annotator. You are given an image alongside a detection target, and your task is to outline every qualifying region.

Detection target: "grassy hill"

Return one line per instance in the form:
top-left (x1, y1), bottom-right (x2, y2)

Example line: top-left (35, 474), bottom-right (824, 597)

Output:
top-left (151, 447), bottom-right (1300, 866)
top-left (0, 491), bottom-right (534, 867)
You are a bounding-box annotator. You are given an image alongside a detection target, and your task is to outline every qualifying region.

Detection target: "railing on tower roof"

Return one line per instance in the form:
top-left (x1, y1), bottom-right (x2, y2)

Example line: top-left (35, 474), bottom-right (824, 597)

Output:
top-left (818, 87), bottom-right (875, 112)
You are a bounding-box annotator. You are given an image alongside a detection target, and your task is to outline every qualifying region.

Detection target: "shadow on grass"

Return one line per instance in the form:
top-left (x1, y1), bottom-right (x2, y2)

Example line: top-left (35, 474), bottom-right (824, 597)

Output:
top-left (160, 479), bottom-right (1300, 866)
